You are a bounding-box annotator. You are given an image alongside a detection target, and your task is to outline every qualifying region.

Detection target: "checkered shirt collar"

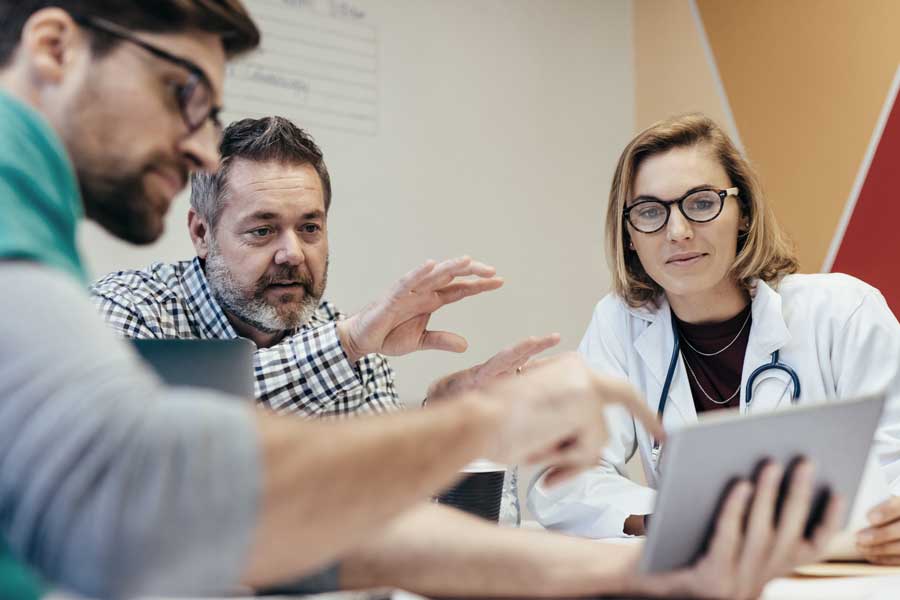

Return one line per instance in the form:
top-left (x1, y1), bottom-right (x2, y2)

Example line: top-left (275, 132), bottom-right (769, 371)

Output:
top-left (181, 256), bottom-right (240, 340)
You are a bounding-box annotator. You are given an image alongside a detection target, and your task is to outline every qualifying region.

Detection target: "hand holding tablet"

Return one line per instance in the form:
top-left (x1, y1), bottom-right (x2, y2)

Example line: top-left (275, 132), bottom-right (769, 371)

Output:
top-left (625, 459), bottom-right (844, 598)
top-left (641, 395), bottom-right (885, 573)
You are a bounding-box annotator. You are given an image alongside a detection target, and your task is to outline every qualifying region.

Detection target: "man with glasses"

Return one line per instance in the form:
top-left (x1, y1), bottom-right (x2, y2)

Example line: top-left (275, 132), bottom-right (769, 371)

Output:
top-left (0, 2), bottom-right (670, 598)
top-left (0, 3), bottom-right (840, 599)
top-left (73, 14), bottom-right (225, 133)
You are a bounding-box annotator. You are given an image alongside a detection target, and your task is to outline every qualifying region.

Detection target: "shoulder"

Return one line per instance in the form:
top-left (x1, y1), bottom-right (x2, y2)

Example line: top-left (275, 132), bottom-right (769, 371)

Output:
top-left (592, 292), bottom-right (631, 319)
top-left (589, 291), bottom-right (660, 327)
top-left (773, 273), bottom-right (893, 334)
top-left (581, 292), bottom-right (660, 350)
top-left (776, 273), bottom-right (882, 314)
top-left (90, 261), bottom-right (190, 308)
top-left (0, 262), bottom-right (116, 337)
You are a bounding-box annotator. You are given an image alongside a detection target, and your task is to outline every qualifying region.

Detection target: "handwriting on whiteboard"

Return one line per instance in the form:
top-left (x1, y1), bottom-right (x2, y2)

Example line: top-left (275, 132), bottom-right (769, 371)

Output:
top-left (224, 0), bottom-right (377, 136)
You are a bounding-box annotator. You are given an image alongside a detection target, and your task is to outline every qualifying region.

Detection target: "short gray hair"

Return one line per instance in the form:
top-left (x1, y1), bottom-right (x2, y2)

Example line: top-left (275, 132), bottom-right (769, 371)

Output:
top-left (190, 116), bottom-right (332, 229)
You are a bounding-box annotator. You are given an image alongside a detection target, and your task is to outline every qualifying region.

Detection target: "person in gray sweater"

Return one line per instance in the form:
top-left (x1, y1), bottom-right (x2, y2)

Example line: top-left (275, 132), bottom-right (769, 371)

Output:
top-left (0, 2), bottom-right (841, 599)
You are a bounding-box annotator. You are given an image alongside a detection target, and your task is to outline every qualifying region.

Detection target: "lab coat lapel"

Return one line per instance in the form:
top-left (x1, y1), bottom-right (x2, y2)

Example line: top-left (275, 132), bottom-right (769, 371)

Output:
top-left (633, 298), bottom-right (697, 428)
top-left (741, 280), bottom-right (793, 414)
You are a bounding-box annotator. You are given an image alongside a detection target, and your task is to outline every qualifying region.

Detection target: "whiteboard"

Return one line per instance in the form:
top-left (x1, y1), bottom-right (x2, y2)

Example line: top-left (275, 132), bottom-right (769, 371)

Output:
top-left (79, 0), bottom-right (635, 406)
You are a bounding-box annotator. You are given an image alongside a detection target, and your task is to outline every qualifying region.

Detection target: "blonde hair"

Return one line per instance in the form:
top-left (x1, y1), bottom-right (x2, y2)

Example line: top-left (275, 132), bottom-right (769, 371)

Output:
top-left (606, 113), bottom-right (798, 307)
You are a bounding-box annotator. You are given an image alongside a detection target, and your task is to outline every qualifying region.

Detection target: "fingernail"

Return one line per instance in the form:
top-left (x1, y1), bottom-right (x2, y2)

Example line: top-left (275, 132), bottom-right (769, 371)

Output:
top-left (869, 510), bottom-right (884, 523)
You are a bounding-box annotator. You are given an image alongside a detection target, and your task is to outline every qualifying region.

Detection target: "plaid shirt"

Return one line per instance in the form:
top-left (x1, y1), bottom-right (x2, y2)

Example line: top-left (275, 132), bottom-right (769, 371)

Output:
top-left (90, 257), bottom-right (401, 417)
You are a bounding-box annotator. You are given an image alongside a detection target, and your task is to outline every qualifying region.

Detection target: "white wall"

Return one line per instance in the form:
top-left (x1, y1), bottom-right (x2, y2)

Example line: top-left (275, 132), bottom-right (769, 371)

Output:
top-left (78, 0), bottom-right (634, 408)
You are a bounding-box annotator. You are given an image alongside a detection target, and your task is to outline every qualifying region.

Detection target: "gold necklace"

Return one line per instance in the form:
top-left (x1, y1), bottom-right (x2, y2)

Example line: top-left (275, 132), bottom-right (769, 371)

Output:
top-left (680, 311), bottom-right (751, 357)
top-left (682, 353), bottom-right (739, 405)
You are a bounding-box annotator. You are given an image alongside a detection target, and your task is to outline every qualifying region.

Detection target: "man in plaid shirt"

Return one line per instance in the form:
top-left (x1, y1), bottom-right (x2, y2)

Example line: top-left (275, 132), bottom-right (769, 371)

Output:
top-left (90, 117), bottom-right (406, 417)
top-left (91, 116), bottom-right (557, 417)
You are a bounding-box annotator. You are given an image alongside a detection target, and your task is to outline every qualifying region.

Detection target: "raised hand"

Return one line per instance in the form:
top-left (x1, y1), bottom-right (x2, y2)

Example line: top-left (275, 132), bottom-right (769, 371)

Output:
top-left (336, 257), bottom-right (503, 363)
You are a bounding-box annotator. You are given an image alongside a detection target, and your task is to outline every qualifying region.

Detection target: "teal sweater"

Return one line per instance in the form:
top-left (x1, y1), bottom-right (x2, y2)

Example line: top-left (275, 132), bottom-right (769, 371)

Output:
top-left (0, 90), bottom-right (88, 599)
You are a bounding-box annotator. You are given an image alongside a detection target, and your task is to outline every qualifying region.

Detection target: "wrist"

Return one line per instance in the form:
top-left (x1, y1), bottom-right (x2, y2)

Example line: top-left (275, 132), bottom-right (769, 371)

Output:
top-left (336, 318), bottom-right (363, 364)
top-left (603, 545), bottom-right (649, 597)
top-left (455, 389), bottom-right (504, 460)
top-left (426, 367), bottom-right (477, 404)
top-left (547, 540), bottom-right (641, 598)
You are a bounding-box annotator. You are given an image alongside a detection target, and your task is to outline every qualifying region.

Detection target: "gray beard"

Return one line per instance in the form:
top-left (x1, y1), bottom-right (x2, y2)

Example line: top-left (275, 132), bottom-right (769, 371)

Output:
top-left (205, 248), bottom-right (325, 335)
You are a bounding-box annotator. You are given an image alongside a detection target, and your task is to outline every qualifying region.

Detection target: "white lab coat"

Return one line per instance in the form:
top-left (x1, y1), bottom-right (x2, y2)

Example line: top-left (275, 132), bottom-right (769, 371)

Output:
top-left (527, 273), bottom-right (900, 538)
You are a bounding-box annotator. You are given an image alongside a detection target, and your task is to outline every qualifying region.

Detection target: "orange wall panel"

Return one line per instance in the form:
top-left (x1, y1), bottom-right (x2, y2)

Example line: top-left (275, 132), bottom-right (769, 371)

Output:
top-left (696, 0), bottom-right (900, 271)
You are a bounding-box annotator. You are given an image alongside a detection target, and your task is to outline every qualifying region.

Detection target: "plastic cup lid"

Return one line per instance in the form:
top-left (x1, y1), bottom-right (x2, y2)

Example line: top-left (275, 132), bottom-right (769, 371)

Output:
top-left (463, 458), bottom-right (507, 473)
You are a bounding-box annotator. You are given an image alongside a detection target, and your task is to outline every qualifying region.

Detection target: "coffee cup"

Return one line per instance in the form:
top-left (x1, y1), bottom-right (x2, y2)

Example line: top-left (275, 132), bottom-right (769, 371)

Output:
top-left (435, 459), bottom-right (506, 522)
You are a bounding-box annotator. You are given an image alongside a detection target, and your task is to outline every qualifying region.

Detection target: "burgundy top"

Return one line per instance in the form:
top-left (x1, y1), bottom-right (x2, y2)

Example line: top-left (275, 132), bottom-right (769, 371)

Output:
top-left (674, 304), bottom-right (752, 414)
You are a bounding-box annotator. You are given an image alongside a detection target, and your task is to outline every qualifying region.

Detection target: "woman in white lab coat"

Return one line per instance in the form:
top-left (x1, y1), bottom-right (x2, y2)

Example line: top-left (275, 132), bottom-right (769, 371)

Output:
top-left (527, 113), bottom-right (900, 564)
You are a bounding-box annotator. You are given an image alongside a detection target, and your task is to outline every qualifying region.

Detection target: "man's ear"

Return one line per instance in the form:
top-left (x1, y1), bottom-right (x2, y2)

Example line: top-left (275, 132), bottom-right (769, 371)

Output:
top-left (188, 208), bottom-right (211, 259)
top-left (19, 8), bottom-right (87, 88)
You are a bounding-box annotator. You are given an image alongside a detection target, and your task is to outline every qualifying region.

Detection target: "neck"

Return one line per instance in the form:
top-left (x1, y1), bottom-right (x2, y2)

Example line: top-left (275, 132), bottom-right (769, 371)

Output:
top-left (1, 71), bottom-right (41, 113)
top-left (223, 310), bottom-right (288, 348)
top-left (666, 280), bottom-right (750, 324)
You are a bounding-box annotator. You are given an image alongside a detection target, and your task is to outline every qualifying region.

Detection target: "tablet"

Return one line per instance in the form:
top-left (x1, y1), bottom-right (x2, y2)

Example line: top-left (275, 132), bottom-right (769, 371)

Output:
top-left (133, 338), bottom-right (256, 399)
top-left (641, 394), bottom-right (886, 573)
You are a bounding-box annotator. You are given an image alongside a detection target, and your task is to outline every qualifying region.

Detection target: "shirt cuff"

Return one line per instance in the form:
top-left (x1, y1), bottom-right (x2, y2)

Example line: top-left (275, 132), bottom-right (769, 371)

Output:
top-left (314, 322), bottom-right (365, 394)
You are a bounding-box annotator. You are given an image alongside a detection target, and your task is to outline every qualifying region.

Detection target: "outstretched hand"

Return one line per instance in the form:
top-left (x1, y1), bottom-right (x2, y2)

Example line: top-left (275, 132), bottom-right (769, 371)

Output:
top-left (337, 257), bottom-right (503, 363)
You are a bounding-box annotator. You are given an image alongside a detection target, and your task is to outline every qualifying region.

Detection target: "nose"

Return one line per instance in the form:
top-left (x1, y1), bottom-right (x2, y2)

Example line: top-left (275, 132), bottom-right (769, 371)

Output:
top-left (273, 231), bottom-right (305, 266)
top-left (666, 207), bottom-right (694, 242)
top-left (177, 121), bottom-right (220, 174)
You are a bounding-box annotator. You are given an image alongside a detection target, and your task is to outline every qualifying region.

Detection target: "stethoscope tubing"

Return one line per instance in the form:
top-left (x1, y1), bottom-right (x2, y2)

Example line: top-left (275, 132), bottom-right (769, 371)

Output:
top-left (651, 317), bottom-right (801, 456)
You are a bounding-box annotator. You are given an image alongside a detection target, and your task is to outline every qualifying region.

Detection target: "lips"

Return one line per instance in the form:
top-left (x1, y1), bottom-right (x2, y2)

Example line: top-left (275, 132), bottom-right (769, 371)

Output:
top-left (666, 252), bottom-right (707, 265)
top-left (266, 281), bottom-right (308, 295)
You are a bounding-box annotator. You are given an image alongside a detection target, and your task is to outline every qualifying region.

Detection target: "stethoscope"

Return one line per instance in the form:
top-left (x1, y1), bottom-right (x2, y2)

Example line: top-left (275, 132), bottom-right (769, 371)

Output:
top-left (650, 316), bottom-right (801, 468)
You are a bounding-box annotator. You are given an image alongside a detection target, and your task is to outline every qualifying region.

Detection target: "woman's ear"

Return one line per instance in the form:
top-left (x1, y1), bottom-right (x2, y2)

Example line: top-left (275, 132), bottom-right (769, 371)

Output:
top-left (737, 215), bottom-right (751, 240)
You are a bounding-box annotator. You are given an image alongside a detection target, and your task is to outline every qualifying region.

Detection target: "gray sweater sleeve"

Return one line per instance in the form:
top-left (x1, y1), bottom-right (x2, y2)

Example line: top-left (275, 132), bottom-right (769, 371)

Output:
top-left (0, 263), bottom-right (261, 599)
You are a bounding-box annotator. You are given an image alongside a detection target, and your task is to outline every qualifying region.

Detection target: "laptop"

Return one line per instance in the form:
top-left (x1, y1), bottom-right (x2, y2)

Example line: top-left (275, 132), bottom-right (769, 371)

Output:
top-left (132, 338), bottom-right (255, 399)
top-left (641, 394), bottom-right (886, 573)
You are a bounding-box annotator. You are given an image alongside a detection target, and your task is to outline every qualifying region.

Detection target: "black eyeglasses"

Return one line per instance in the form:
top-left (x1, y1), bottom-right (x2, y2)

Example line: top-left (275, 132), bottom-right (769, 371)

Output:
top-left (623, 187), bottom-right (739, 234)
top-left (72, 15), bottom-right (222, 136)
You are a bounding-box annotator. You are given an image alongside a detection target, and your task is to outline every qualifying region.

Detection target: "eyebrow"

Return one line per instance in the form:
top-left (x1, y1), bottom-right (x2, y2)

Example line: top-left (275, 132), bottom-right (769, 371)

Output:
top-left (300, 209), bottom-right (326, 220)
top-left (238, 209), bottom-right (326, 225)
top-left (631, 184), bottom-right (717, 204)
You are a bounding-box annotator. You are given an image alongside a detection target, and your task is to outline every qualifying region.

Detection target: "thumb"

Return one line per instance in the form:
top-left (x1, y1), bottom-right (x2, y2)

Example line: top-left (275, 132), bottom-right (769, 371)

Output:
top-left (420, 330), bottom-right (468, 353)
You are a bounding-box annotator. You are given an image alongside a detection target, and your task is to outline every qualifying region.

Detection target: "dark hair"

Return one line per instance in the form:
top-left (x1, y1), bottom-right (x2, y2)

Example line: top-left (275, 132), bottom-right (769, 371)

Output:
top-left (0, 1), bottom-right (260, 66)
top-left (191, 116), bottom-right (333, 228)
